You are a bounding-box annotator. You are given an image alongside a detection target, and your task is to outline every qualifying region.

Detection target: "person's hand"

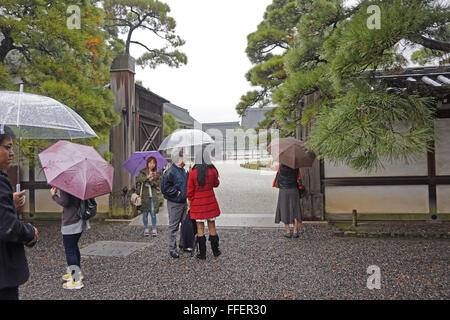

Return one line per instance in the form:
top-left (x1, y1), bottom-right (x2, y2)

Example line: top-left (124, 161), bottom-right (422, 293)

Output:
top-left (50, 187), bottom-right (57, 197)
top-left (13, 190), bottom-right (26, 210)
top-left (177, 191), bottom-right (181, 196)
top-left (27, 226), bottom-right (39, 246)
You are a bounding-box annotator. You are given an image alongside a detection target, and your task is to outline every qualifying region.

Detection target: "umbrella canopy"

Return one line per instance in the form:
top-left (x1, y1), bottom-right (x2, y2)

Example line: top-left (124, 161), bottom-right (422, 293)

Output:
top-left (268, 137), bottom-right (316, 169)
top-left (158, 129), bottom-right (214, 151)
top-left (0, 90), bottom-right (98, 192)
top-left (38, 141), bottom-right (113, 200)
top-left (0, 91), bottom-right (98, 139)
top-left (122, 151), bottom-right (168, 176)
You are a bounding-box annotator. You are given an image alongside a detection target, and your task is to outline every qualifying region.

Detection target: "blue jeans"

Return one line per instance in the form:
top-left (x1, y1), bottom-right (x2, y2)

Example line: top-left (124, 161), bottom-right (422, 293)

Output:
top-left (142, 197), bottom-right (157, 230)
top-left (62, 233), bottom-right (82, 268)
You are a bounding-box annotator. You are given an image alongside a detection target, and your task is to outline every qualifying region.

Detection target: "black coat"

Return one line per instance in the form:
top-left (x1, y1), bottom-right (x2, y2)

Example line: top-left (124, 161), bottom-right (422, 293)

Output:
top-left (277, 165), bottom-right (299, 189)
top-left (0, 171), bottom-right (35, 289)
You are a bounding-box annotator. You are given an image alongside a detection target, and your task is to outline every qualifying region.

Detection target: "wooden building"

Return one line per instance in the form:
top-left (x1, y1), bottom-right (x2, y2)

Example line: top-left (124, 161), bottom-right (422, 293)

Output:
top-left (109, 54), bottom-right (166, 216)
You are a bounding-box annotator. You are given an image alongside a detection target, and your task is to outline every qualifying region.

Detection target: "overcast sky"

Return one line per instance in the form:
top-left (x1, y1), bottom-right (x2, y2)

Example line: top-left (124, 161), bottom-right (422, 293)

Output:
top-left (130, 0), bottom-right (273, 124)
top-left (129, 0), bottom-right (427, 124)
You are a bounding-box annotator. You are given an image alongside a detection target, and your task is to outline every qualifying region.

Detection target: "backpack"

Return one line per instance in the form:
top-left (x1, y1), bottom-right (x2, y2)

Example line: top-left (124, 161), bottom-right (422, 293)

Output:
top-left (77, 198), bottom-right (97, 220)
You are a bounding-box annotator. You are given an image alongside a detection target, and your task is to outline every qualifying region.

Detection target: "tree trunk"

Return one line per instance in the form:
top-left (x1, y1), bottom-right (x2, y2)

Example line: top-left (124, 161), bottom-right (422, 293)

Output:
top-left (0, 28), bottom-right (14, 62)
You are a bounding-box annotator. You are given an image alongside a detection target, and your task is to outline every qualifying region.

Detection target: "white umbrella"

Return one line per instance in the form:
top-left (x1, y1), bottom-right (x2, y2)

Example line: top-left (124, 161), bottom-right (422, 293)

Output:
top-left (0, 90), bottom-right (98, 193)
top-left (158, 129), bottom-right (214, 150)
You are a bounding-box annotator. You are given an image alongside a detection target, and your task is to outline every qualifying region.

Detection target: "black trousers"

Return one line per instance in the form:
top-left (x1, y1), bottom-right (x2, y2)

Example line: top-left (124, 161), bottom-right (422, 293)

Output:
top-left (0, 286), bottom-right (19, 300)
top-left (62, 232), bottom-right (82, 268)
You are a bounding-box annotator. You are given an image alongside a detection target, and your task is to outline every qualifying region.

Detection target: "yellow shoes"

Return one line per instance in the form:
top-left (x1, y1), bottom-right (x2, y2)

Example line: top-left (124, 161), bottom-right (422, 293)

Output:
top-left (62, 270), bottom-right (84, 290)
top-left (62, 271), bottom-right (84, 282)
top-left (63, 279), bottom-right (84, 290)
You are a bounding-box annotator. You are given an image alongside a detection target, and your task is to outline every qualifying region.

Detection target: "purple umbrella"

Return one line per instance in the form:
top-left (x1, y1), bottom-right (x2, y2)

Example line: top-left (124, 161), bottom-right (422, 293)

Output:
top-left (122, 151), bottom-right (168, 177)
top-left (38, 141), bottom-right (114, 200)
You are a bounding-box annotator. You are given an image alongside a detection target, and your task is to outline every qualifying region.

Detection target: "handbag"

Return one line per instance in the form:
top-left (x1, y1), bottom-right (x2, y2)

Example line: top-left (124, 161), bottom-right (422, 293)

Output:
top-left (130, 182), bottom-right (144, 207)
top-left (298, 181), bottom-right (306, 197)
top-left (296, 169), bottom-right (306, 197)
top-left (179, 210), bottom-right (197, 255)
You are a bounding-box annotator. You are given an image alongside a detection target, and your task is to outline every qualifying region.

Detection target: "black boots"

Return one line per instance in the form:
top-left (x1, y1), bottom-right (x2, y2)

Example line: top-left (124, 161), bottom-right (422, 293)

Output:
top-left (209, 234), bottom-right (221, 257)
top-left (196, 234), bottom-right (221, 259)
top-left (196, 235), bottom-right (206, 260)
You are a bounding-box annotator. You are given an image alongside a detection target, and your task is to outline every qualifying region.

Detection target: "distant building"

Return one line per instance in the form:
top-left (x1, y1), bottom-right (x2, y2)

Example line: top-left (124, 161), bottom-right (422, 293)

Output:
top-left (202, 122), bottom-right (240, 159)
top-left (241, 106), bottom-right (276, 129)
top-left (163, 102), bottom-right (201, 129)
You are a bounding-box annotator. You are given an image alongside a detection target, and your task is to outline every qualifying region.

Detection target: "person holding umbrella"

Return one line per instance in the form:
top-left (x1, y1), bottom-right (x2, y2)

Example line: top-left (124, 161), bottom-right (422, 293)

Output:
top-left (135, 157), bottom-right (162, 237)
top-left (122, 151), bottom-right (167, 237)
top-left (0, 125), bottom-right (39, 300)
top-left (269, 137), bottom-right (316, 239)
top-left (187, 149), bottom-right (221, 259)
top-left (39, 140), bottom-right (114, 290)
top-left (50, 187), bottom-right (89, 290)
top-left (273, 164), bottom-right (303, 238)
top-left (161, 149), bottom-right (189, 259)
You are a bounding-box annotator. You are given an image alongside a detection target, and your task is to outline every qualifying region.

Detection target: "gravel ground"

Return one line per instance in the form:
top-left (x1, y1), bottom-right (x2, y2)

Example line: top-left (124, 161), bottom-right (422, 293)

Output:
top-left (333, 221), bottom-right (450, 238)
top-left (19, 221), bottom-right (449, 300)
top-left (212, 161), bottom-right (278, 214)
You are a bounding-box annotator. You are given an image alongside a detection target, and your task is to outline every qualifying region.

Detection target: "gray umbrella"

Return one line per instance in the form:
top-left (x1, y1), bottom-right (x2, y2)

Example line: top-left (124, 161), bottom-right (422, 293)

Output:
top-left (0, 90), bottom-right (98, 192)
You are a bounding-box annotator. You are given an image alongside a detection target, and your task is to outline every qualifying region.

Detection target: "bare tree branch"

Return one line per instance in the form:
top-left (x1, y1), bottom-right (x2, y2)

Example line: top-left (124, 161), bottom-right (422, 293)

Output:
top-left (129, 41), bottom-right (158, 54)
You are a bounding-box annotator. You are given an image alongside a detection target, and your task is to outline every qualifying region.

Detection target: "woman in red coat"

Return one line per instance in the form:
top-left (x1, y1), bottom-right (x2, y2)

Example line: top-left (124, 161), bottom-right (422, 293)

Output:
top-left (187, 150), bottom-right (221, 259)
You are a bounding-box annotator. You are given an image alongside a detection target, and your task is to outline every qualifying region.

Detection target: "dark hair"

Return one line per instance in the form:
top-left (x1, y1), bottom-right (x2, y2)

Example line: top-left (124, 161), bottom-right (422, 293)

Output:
top-left (0, 125), bottom-right (15, 145)
top-left (193, 149), bottom-right (218, 187)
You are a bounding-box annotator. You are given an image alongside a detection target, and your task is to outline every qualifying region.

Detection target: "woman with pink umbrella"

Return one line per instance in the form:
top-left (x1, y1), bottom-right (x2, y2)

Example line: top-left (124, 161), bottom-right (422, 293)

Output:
top-left (39, 140), bottom-right (114, 290)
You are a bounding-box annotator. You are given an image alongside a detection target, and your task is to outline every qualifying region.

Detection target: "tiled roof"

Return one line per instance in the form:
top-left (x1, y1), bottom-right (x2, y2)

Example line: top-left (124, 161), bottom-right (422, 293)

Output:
top-left (202, 122), bottom-right (241, 142)
top-left (241, 106), bottom-right (276, 129)
top-left (374, 66), bottom-right (450, 97)
top-left (163, 102), bottom-right (200, 128)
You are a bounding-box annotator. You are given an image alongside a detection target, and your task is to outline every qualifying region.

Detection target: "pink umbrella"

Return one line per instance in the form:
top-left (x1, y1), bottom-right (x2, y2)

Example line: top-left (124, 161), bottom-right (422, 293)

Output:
top-left (38, 141), bottom-right (114, 200)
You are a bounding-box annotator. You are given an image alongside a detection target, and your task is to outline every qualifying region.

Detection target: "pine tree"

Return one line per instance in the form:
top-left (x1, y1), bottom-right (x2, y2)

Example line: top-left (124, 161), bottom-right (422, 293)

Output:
top-left (0, 0), bottom-right (121, 164)
top-left (103, 0), bottom-right (187, 69)
top-left (163, 113), bottom-right (179, 137)
top-left (236, 0), bottom-right (302, 126)
top-left (241, 0), bottom-right (450, 170)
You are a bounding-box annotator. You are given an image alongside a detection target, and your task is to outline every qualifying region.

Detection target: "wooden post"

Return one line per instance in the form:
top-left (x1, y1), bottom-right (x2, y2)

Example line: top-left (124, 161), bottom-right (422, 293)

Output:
top-left (352, 209), bottom-right (358, 227)
top-left (110, 54), bottom-right (136, 217)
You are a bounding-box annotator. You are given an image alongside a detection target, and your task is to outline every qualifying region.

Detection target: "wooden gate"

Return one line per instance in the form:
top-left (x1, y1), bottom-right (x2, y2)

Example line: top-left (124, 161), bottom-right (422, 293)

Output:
top-left (135, 84), bottom-right (165, 152)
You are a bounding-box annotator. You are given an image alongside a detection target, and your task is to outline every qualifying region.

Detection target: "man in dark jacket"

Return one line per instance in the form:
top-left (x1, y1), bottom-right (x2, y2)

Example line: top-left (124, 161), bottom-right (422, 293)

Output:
top-left (0, 125), bottom-right (38, 300)
top-left (161, 149), bottom-right (188, 258)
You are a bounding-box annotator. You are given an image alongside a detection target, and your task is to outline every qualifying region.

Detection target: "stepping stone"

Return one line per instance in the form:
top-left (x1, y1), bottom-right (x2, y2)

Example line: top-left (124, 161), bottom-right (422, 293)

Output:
top-left (80, 241), bottom-right (153, 257)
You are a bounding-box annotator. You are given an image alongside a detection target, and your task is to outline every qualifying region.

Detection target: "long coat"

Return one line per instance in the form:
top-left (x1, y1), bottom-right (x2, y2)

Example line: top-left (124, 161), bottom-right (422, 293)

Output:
top-left (187, 166), bottom-right (220, 220)
top-left (0, 171), bottom-right (35, 290)
top-left (135, 169), bottom-right (162, 213)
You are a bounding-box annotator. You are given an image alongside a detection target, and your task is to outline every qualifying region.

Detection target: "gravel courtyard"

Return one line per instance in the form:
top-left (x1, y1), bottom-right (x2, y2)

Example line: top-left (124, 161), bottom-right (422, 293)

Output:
top-left (206, 160), bottom-right (278, 214)
top-left (20, 221), bottom-right (449, 300)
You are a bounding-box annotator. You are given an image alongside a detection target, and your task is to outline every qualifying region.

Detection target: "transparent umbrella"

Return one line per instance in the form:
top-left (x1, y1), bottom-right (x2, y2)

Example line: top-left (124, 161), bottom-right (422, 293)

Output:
top-left (0, 91), bottom-right (98, 193)
top-left (158, 129), bottom-right (214, 150)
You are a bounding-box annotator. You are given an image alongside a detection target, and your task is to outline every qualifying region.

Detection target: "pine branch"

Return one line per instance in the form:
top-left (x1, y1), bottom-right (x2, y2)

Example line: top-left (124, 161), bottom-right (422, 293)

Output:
top-left (414, 36), bottom-right (450, 52)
